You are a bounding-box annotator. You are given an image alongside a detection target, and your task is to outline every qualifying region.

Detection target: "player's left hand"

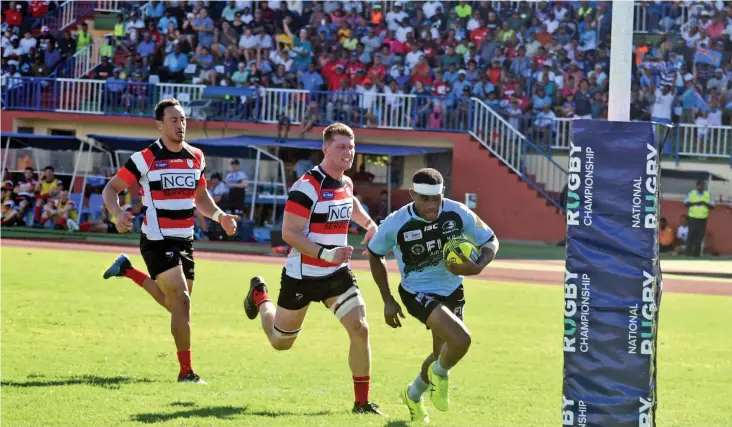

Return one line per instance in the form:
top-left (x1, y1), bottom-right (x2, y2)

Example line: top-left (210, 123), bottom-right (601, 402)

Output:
top-left (446, 253), bottom-right (484, 276)
top-left (218, 213), bottom-right (240, 236)
top-left (360, 224), bottom-right (378, 254)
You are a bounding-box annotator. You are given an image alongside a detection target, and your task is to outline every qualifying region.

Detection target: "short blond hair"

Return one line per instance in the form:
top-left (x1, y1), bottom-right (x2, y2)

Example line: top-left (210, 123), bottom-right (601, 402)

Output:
top-left (322, 123), bottom-right (354, 145)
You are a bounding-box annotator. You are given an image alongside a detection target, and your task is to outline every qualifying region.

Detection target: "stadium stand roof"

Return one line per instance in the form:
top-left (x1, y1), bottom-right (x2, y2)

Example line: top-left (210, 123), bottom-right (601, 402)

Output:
top-left (89, 134), bottom-right (449, 157)
top-left (1, 132), bottom-right (102, 151)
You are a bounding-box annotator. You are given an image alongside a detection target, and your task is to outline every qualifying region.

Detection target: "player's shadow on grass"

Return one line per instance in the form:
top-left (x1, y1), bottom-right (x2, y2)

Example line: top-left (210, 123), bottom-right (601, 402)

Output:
top-left (132, 406), bottom-right (335, 423)
top-left (246, 409), bottom-right (335, 417)
top-left (383, 421), bottom-right (410, 427)
top-left (1, 375), bottom-right (155, 389)
top-left (131, 406), bottom-right (248, 423)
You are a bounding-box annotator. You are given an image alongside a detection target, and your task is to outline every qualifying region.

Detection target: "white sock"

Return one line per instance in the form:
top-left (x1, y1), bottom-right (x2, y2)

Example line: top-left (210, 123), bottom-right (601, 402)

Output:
top-left (407, 375), bottom-right (429, 402)
top-left (432, 359), bottom-right (449, 377)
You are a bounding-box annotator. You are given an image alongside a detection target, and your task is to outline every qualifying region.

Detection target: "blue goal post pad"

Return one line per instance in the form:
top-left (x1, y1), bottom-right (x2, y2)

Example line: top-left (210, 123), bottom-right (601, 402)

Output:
top-left (562, 120), bottom-right (665, 427)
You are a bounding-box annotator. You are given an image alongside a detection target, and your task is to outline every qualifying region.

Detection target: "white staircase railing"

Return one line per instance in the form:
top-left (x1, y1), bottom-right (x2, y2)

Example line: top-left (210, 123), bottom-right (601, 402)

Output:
top-left (66, 37), bottom-right (104, 78)
top-left (469, 98), bottom-right (567, 209)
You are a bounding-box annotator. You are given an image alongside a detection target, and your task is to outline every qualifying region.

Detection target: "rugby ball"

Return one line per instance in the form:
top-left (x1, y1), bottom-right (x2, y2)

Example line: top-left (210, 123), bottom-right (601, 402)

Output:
top-left (443, 237), bottom-right (480, 265)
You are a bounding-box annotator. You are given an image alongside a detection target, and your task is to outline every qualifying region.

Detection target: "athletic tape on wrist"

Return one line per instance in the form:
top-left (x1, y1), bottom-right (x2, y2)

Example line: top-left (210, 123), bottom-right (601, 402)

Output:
top-left (212, 210), bottom-right (224, 222)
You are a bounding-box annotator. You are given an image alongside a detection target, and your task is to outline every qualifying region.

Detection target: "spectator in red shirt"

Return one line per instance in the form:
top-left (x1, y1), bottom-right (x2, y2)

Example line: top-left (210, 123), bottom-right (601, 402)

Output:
top-left (346, 53), bottom-right (365, 80)
top-left (30, 0), bottom-right (49, 18)
top-left (367, 55), bottom-right (387, 84)
top-left (470, 21), bottom-right (489, 47)
top-left (328, 65), bottom-right (350, 90)
top-left (410, 55), bottom-right (432, 87)
top-left (4, 2), bottom-right (23, 28)
top-left (432, 71), bottom-right (449, 96)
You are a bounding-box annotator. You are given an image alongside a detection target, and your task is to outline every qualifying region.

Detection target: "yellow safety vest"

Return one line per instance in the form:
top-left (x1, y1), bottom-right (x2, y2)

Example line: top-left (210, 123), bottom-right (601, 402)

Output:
top-left (114, 23), bottom-right (125, 38)
top-left (687, 190), bottom-right (710, 219)
top-left (77, 31), bottom-right (92, 51)
top-left (100, 43), bottom-right (113, 57)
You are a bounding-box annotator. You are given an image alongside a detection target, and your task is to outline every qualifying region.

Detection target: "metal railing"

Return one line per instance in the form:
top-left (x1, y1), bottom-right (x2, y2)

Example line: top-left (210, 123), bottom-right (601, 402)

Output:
top-left (546, 117), bottom-right (731, 159)
top-left (94, 0), bottom-right (146, 13)
top-left (56, 78), bottom-right (105, 114)
top-left (469, 98), bottom-right (566, 210)
top-left (675, 124), bottom-right (732, 159)
top-left (3, 78), bottom-right (729, 163)
top-left (633, 1), bottom-right (692, 33)
top-left (260, 89), bottom-right (472, 132)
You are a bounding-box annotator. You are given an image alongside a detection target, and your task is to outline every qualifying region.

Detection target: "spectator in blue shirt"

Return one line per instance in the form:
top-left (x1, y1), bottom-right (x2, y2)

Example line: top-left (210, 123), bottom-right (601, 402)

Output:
top-left (193, 8), bottom-right (215, 48)
top-left (287, 24), bottom-right (313, 73)
top-left (298, 63), bottom-right (324, 91)
top-left (147, 0), bottom-right (165, 19)
top-left (44, 42), bottom-right (61, 70)
top-left (532, 86), bottom-right (552, 113)
top-left (158, 10), bottom-right (178, 35)
top-left (136, 32), bottom-right (156, 66)
top-left (193, 46), bottom-right (217, 85)
top-left (451, 71), bottom-right (471, 96)
top-left (221, 1), bottom-right (241, 22)
top-left (160, 43), bottom-right (188, 83)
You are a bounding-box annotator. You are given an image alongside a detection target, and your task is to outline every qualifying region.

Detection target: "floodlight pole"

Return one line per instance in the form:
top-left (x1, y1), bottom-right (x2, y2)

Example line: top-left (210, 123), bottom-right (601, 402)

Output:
top-left (608, 1), bottom-right (635, 122)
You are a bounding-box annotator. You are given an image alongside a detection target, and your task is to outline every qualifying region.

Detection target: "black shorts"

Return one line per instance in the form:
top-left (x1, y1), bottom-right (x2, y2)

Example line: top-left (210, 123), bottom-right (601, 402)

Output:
top-left (14, 195), bottom-right (34, 206)
top-left (398, 284), bottom-right (466, 326)
top-left (278, 267), bottom-right (357, 311)
top-left (140, 235), bottom-right (195, 280)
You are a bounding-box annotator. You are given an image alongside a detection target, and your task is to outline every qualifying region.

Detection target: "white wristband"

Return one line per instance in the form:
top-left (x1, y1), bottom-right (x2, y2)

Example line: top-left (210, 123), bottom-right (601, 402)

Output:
top-left (212, 210), bottom-right (225, 223)
top-left (318, 247), bottom-right (337, 263)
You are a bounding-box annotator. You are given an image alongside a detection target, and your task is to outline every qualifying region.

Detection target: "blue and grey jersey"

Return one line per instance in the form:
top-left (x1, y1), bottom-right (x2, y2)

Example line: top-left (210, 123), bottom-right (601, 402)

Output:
top-left (368, 198), bottom-right (495, 296)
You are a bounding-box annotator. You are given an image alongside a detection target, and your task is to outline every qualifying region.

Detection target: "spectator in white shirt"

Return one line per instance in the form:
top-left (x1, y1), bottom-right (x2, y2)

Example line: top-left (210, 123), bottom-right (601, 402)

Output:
top-left (125, 11), bottom-right (146, 34)
top-left (544, 13), bottom-right (560, 34)
top-left (422, 1), bottom-right (444, 19)
top-left (650, 83), bottom-right (675, 124)
top-left (466, 11), bottom-right (481, 32)
top-left (386, 4), bottom-right (408, 32)
top-left (405, 49), bottom-right (424, 70)
top-left (2, 65), bottom-right (22, 89)
top-left (395, 20), bottom-right (413, 44)
top-left (19, 32), bottom-right (37, 54)
top-left (588, 63), bottom-right (608, 86)
top-left (534, 104), bottom-right (556, 146)
top-left (707, 101), bottom-right (723, 126)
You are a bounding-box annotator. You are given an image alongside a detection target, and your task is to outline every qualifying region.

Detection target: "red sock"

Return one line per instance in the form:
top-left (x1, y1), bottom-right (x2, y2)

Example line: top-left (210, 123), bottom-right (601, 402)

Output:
top-left (79, 222), bottom-right (92, 232)
top-left (252, 288), bottom-right (271, 308)
top-left (33, 205), bottom-right (42, 222)
top-left (124, 268), bottom-right (148, 287)
top-left (177, 349), bottom-right (192, 376)
top-left (353, 376), bottom-right (370, 405)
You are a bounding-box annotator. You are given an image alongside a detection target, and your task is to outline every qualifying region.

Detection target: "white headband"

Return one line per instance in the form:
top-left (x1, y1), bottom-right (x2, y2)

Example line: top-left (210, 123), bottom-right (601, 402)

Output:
top-left (412, 183), bottom-right (443, 196)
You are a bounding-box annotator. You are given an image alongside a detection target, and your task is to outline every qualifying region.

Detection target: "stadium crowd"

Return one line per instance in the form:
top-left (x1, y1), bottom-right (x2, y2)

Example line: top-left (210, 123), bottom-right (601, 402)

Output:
top-left (2, 1), bottom-right (732, 130)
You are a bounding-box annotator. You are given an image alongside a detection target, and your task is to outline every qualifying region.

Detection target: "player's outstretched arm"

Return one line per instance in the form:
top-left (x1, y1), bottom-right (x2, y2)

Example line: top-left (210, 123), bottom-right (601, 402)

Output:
top-left (282, 211), bottom-right (353, 264)
top-left (102, 176), bottom-right (133, 233)
top-left (368, 251), bottom-right (405, 328)
top-left (194, 186), bottom-right (239, 236)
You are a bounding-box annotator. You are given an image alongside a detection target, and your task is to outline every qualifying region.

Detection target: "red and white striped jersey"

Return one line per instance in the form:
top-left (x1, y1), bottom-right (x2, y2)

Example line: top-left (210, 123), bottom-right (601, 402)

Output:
top-left (117, 139), bottom-right (206, 241)
top-left (284, 165), bottom-right (354, 279)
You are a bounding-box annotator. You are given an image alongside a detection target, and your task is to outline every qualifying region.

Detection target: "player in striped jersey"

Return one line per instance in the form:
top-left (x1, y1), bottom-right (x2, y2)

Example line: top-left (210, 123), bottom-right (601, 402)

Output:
top-left (243, 123), bottom-right (386, 416)
top-left (100, 99), bottom-right (239, 384)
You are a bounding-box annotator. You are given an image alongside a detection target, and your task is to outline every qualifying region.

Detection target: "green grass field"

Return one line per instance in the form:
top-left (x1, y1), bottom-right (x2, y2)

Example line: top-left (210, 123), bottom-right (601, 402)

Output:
top-left (2, 247), bottom-right (731, 427)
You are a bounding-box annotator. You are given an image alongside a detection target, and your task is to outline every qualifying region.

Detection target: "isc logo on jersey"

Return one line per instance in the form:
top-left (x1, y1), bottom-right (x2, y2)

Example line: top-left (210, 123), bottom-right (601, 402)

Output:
top-left (327, 203), bottom-right (353, 222)
top-left (162, 173), bottom-right (197, 189)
